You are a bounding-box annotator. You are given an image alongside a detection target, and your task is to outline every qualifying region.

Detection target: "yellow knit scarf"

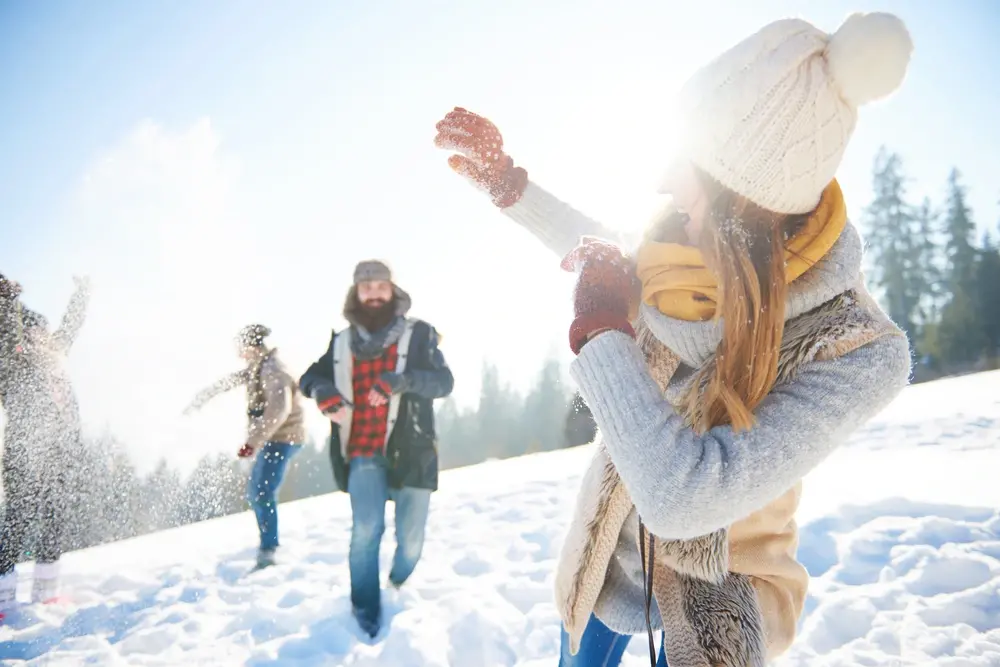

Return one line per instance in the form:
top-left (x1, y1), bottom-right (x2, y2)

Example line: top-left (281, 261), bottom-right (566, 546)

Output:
top-left (634, 180), bottom-right (847, 322)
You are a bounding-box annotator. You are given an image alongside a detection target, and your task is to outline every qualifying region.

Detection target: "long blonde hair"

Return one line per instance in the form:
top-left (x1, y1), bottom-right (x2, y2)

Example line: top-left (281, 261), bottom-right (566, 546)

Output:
top-left (646, 170), bottom-right (811, 433)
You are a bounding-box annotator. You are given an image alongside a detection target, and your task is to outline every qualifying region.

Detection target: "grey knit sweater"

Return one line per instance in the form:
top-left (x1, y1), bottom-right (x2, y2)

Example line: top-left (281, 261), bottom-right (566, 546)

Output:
top-left (504, 182), bottom-right (912, 634)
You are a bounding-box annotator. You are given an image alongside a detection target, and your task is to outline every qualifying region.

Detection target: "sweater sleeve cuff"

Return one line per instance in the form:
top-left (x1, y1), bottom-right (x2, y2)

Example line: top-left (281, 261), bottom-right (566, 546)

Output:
top-left (569, 330), bottom-right (668, 444)
top-left (502, 182), bottom-right (616, 258)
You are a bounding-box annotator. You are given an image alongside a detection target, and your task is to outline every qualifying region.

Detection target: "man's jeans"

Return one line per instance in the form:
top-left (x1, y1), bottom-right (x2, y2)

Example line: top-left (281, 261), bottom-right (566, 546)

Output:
top-left (559, 614), bottom-right (668, 667)
top-left (348, 456), bottom-right (431, 624)
top-left (246, 442), bottom-right (302, 551)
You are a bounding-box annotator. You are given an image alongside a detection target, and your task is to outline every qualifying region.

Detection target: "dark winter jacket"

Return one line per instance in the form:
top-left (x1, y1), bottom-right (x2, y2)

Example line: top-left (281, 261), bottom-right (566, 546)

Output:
top-left (300, 319), bottom-right (453, 492)
top-left (0, 284), bottom-right (89, 444)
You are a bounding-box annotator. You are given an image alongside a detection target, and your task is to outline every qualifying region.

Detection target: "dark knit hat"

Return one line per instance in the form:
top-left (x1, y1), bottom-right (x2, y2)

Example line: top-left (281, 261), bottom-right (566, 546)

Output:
top-left (22, 309), bottom-right (49, 330)
top-left (0, 272), bottom-right (22, 301)
top-left (236, 323), bottom-right (271, 349)
top-left (353, 260), bottom-right (392, 285)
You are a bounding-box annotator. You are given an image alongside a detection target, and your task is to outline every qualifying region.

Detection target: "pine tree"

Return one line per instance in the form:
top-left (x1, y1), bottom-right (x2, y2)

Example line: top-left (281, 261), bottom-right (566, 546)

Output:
top-left (936, 289), bottom-right (986, 365)
top-left (522, 356), bottom-right (570, 455)
top-left (476, 362), bottom-right (523, 460)
top-left (436, 397), bottom-right (481, 469)
top-left (435, 396), bottom-right (463, 468)
top-left (183, 454), bottom-right (243, 524)
top-left (943, 169), bottom-right (978, 292)
top-left (977, 229), bottom-right (1000, 362)
top-left (105, 438), bottom-right (141, 541)
top-left (59, 438), bottom-right (106, 550)
top-left (912, 197), bottom-right (944, 327)
top-left (907, 197), bottom-right (946, 367)
top-left (863, 147), bottom-right (923, 341)
top-left (137, 460), bottom-right (184, 533)
top-left (937, 169), bottom-right (988, 365)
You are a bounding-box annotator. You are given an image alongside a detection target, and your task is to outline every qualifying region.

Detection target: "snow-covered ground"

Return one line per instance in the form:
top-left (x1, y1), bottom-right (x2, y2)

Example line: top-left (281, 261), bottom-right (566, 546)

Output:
top-left (2, 370), bottom-right (999, 666)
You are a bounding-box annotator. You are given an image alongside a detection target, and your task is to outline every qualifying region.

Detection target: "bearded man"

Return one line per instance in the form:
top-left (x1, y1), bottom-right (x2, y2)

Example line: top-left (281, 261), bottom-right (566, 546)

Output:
top-left (299, 260), bottom-right (453, 638)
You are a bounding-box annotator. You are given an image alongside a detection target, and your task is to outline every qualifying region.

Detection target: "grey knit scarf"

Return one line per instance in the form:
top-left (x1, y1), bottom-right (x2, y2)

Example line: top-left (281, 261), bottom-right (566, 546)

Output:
top-left (351, 317), bottom-right (407, 360)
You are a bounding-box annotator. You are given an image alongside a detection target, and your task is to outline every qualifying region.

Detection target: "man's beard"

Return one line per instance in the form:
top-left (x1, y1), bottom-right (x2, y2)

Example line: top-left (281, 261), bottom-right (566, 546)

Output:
top-left (356, 298), bottom-right (397, 332)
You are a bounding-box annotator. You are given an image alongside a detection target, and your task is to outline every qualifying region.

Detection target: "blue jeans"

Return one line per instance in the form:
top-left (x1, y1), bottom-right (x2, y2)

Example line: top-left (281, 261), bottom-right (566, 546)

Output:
top-left (348, 456), bottom-right (431, 623)
top-left (559, 614), bottom-right (667, 667)
top-left (246, 442), bottom-right (302, 551)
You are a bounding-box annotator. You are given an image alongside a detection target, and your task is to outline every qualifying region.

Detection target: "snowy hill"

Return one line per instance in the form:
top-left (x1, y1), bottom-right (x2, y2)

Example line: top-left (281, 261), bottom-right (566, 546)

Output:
top-left (2, 371), bottom-right (1000, 666)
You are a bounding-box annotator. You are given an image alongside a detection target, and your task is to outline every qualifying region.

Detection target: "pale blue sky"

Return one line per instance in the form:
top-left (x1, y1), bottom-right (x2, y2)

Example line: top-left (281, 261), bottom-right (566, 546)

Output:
top-left (1, 0), bottom-right (998, 470)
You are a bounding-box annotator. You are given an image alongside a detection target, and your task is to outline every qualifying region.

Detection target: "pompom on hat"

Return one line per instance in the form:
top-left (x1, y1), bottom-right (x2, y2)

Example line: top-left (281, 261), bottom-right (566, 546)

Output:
top-left (666, 12), bottom-right (913, 214)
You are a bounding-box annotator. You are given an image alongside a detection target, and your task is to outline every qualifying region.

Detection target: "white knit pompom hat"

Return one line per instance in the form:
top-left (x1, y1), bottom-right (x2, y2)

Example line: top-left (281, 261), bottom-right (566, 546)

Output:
top-left (668, 12), bottom-right (913, 214)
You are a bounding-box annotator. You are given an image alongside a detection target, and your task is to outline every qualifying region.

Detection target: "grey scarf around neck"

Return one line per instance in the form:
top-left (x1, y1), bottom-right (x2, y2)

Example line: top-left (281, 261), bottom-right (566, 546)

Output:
top-left (351, 316), bottom-right (407, 361)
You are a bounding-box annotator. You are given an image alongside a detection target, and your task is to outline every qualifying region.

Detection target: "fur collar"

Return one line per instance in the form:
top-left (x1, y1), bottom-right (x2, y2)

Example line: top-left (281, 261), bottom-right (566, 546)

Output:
top-left (555, 286), bottom-right (897, 666)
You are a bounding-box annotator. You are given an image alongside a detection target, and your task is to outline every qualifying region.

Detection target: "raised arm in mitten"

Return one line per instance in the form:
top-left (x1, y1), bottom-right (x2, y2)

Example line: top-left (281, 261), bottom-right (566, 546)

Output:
top-left (435, 107), bottom-right (631, 258)
top-left (51, 275), bottom-right (91, 353)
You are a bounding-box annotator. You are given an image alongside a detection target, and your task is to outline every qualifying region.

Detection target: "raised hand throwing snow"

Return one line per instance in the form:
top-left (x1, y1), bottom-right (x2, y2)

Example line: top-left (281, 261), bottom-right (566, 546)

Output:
top-left (560, 237), bottom-right (637, 355)
top-left (72, 275), bottom-right (91, 293)
top-left (434, 107), bottom-right (528, 208)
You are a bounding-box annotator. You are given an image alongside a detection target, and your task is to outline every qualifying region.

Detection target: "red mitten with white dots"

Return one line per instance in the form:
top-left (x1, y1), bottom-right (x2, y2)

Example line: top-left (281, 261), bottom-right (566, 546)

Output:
top-left (434, 107), bottom-right (529, 208)
top-left (561, 237), bottom-right (638, 355)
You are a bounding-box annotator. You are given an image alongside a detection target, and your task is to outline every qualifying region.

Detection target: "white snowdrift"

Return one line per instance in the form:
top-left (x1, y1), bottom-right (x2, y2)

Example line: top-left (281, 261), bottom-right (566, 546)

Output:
top-left (1, 370), bottom-right (998, 666)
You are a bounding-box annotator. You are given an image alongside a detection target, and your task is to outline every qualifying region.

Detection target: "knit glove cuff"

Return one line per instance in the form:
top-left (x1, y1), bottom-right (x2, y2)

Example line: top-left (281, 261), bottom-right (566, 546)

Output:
top-left (373, 372), bottom-right (410, 399)
top-left (315, 386), bottom-right (345, 414)
top-left (562, 238), bottom-right (638, 355)
top-left (569, 311), bottom-right (636, 355)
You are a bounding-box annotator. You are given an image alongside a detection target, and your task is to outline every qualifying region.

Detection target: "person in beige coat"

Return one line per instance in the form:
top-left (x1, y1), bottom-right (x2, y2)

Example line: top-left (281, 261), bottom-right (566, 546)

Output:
top-left (436, 11), bottom-right (915, 667)
top-left (184, 324), bottom-right (307, 569)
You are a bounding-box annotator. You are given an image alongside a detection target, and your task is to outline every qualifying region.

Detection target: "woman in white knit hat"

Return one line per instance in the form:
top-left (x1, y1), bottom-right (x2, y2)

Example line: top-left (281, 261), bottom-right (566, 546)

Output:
top-left (436, 12), bottom-right (914, 667)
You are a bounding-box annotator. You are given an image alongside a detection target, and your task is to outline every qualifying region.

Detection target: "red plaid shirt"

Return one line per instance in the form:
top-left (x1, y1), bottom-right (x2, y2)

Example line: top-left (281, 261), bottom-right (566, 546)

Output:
top-left (347, 343), bottom-right (400, 459)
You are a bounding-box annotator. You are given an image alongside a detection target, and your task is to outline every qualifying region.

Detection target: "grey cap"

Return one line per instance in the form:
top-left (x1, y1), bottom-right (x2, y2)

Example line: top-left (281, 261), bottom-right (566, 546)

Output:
top-left (343, 259), bottom-right (412, 325)
top-left (353, 260), bottom-right (393, 285)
